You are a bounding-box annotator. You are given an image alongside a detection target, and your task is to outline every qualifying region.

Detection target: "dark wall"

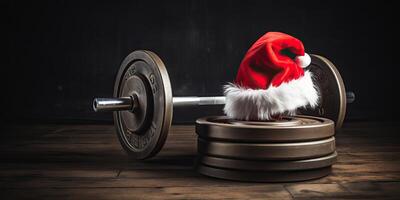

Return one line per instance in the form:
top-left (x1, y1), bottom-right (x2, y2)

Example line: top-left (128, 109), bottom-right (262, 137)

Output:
top-left (2, 0), bottom-right (399, 123)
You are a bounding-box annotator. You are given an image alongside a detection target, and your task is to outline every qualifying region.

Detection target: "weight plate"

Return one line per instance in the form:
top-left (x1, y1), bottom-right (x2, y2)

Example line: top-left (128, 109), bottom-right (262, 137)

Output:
top-left (198, 137), bottom-right (335, 160)
top-left (197, 165), bottom-right (332, 182)
top-left (302, 55), bottom-right (347, 129)
top-left (113, 50), bottom-right (173, 159)
top-left (196, 115), bottom-right (334, 142)
top-left (199, 151), bottom-right (337, 171)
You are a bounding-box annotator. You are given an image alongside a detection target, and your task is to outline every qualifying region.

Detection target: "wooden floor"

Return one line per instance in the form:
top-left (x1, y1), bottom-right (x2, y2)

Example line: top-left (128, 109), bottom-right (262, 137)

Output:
top-left (1, 121), bottom-right (400, 199)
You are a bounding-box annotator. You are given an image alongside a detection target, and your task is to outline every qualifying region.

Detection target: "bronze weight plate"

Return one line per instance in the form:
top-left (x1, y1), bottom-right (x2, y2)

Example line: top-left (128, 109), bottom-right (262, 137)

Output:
top-left (302, 55), bottom-right (347, 129)
top-left (199, 151), bottom-right (337, 171)
top-left (198, 137), bottom-right (335, 160)
top-left (196, 115), bottom-right (334, 142)
top-left (113, 50), bottom-right (173, 160)
top-left (197, 165), bottom-right (332, 182)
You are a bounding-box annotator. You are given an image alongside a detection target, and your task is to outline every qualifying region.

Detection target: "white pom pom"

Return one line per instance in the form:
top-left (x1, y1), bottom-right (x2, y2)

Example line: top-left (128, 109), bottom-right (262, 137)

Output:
top-left (295, 53), bottom-right (311, 68)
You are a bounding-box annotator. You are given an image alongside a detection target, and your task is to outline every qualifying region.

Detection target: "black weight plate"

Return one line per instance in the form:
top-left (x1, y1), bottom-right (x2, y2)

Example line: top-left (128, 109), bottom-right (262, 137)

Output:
top-left (199, 151), bottom-right (337, 171)
top-left (301, 55), bottom-right (347, 129)
top-left (113, 50), bottom-right (173, 160)
top-left (197, 165), bottom-right (332, 182)
top-left (198, 137), bottom-right (335, 160)
top-left (196, 115), bottom-right (334, 142)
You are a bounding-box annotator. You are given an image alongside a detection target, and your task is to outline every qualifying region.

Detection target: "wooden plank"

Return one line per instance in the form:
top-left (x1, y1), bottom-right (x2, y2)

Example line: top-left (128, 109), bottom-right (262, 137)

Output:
top-left (340, 182), bottom-right (400, 198)
top-left (285, 183), bottom-right (349, 198)
top-left (0, 169), bottom-right (119, 178)
top-left (0, 176), bottom-right (261, 189)
top-left (310, 172), bottom-right (400, 183)
top-left (1, 186), bottom-right (292, 200)
top-left (333, 162), bottom-right (400, 173)
top-left (285, 182), bottom-right (400, 198)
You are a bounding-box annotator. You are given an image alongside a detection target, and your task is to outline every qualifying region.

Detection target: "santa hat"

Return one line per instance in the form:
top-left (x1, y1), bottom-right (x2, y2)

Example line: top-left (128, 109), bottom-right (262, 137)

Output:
top-left (224, 32), bottom-right (319, 121)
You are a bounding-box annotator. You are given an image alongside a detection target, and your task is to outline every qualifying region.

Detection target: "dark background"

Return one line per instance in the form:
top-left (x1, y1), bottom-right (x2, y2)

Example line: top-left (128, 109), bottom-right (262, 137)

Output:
top-left (2, 0), bottom-right (398, 124)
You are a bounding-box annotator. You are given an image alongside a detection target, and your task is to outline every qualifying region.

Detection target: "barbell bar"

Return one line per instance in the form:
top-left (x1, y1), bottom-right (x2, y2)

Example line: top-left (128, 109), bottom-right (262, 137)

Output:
top-left (93, 92), bottom-right (354, 112)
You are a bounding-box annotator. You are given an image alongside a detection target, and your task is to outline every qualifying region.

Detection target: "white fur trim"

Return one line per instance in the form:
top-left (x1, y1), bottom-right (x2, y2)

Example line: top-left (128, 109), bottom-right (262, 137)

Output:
top-left (295, 53), bottom-right (311, 68)
top-left (223, 71), bottom-right (319, 121)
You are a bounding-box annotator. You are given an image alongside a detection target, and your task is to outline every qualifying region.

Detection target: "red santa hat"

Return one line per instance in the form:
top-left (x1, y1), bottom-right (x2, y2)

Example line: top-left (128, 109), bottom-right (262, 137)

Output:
top-left (224, 32), bottom-right (319, 121)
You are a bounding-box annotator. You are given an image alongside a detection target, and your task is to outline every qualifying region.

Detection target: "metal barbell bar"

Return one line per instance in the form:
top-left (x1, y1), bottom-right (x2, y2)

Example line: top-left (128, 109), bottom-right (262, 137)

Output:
top-left (93, 92), bottom-right (354, 112)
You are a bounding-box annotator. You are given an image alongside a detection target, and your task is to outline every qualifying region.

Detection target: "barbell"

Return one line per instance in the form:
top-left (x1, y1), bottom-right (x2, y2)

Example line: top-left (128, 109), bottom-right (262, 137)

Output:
top-left (93, 50), bottom-right (354, 160)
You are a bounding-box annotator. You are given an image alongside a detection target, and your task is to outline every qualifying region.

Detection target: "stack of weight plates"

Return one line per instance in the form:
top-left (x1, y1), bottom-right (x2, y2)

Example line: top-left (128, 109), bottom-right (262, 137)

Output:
top-left (195, 115), bottom-right (336, 182)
